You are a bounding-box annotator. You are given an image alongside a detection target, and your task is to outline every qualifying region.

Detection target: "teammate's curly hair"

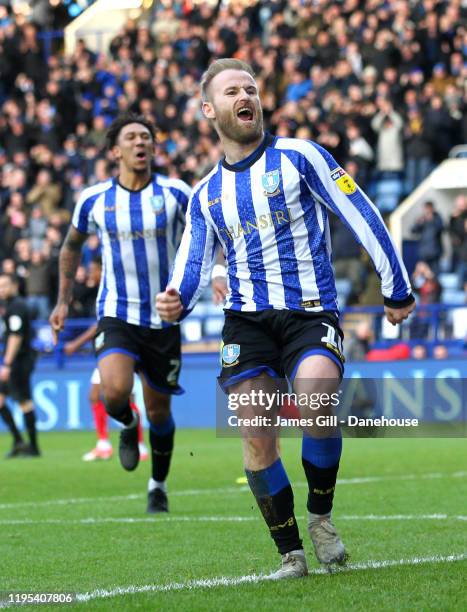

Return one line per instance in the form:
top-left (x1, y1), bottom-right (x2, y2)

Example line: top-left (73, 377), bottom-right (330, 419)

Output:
top-left (106, 114), bottom-right (156, 149)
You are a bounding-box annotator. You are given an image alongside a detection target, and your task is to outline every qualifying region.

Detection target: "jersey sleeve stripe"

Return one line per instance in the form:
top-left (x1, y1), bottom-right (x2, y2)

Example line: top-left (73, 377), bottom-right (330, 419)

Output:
top-left (72, 180), bottom-right (112, 234)
top-left (206, 169), bottom-right (240, 308)
top-left (129, 190), bottom-right (151, 327)
top-left (277, 139), bottom-right (411, 301)
top-left (310, 142), bottom-right (411, 300)
top-left (73, 192), bottom-right (100, 234)
top-left (103, 183), bottom-right (128, 320)
top-left (168, 186), bottom-right (190, 214)
top-left (170, 186), bottom-right (216, 314)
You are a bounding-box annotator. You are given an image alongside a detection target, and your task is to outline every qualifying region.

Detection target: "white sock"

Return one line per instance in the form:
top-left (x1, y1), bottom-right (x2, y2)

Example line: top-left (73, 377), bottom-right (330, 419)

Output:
top-left (148, 478), bottom-right (166, 493)
top-left (96, 439), bottom-right (112, 451)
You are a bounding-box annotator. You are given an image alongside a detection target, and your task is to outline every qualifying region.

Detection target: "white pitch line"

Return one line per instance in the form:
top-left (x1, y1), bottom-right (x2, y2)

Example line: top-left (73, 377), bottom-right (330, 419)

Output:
top-left (0, 514), bottom-right (466, 526)
top-left (71, 553), bottom-right (466, 603)
top-left (0, 471), bottom-right (465, 511)
top-left (0, 554), bottom-right (465, 609)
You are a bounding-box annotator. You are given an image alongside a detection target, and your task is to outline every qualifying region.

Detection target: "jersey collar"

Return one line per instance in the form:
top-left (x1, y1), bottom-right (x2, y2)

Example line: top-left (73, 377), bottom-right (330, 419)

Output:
top-left (221, 133), bottom-right (275, 172)
top-left (114, 175), bottom-right (153, 193)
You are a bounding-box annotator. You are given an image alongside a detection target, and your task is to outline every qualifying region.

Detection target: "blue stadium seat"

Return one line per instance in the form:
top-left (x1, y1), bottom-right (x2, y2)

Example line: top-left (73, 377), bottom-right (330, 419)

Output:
top-left (441, 289), bottom-right (466, 305)
top-left (335, 278), bottom-right (352, 306)
top-left (439, 273), bottom-right (459, 290)
top-left (374, 177), bottom-right (403, 213)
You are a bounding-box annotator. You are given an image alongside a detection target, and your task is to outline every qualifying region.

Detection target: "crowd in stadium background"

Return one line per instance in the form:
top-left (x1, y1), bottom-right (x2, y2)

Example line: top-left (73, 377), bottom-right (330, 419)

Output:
top-left (0, 0), bottom-right (465, 346)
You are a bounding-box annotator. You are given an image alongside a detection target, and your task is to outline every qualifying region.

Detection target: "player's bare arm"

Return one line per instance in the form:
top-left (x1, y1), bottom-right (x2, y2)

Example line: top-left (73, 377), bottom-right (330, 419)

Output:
top-left (64, 323), bottom-right (98, 356)
top-left (49, 226), bottom-right (88, 343)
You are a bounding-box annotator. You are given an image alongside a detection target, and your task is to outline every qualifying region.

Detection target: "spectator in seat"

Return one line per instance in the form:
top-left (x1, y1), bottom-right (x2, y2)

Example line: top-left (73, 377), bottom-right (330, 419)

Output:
top-left (410, 260), bottom-right (441, 339)
top-left (25, 250), bottom-right (50, 320)
top-left (411, 344), bottom-right (427, 360)
top-left (345, 321), bottom-right (373, 362)
top-left (411, 201), bottom-right (444, 273)
top-left (448, 195), bottom-right (467, 287)
top-left (330, 215), bottom-right (365, 304)
top-left (345, 122), bottom-right (374, 190)
top-left (371, 98), bottom-right (404, 174)
top-left (432, 345), bottom-right (449, 359)
top-left (25, 169), bottom-right (61, 217)
top-left (404, 109), bottom-right (434, 194)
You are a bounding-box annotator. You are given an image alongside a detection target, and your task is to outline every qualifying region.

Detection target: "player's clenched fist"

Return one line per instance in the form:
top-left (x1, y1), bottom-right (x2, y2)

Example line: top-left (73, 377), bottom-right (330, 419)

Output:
top-left (156, 287), bottom-right (183, 322)
top-left (384, 300), bottom-right (416, 326)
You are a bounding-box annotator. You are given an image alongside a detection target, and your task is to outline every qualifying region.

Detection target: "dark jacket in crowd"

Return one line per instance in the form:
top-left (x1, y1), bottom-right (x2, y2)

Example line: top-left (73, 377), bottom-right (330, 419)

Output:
top-left (412, 213), bottom-right (444, 261)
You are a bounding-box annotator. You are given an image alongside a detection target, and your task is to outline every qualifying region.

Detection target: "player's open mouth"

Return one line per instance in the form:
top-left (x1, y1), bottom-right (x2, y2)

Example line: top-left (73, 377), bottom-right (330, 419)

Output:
top-left (135, 151), bottom-right (147, 160)
top-left (236, 107), bottom-right (254, 122)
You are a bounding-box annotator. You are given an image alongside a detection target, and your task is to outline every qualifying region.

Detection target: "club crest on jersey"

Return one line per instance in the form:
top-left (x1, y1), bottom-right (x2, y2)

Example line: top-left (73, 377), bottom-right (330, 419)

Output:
top-left (331, 167), bottom-right (357, 195)
top-left (222, 343), bottom-right (240, 367)
top-left (262, 170), bottom-right (281, 197)
top-left (150, 195), bottom-right (165, 215)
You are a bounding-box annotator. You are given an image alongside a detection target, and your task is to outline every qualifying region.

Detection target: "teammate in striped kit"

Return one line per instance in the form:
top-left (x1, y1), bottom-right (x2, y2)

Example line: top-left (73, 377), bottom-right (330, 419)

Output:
top-left (157, 60), bottom-right (415, 576)
top-left (50, 114), bottom-right (191, 513)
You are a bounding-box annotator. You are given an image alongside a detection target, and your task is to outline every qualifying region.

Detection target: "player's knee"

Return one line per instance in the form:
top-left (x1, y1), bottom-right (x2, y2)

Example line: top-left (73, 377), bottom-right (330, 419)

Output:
top-left (146, 401), bottom-right (171, 426)
top-left (243, 437), bottom-right (277, 470)
top-left (101, 382), bottom-right (132, 412)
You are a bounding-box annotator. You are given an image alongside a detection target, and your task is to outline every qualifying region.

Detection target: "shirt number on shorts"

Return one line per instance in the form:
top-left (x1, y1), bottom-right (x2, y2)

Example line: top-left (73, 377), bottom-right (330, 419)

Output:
top-left (167, 359), bottom-right (180, 385)
top-left (321, 323), bottom-right (343, 355)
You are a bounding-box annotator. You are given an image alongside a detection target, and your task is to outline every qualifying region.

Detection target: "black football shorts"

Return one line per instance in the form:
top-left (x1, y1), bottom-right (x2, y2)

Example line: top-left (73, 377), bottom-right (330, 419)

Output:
top-left (94, 317), bottom-right (183, 395)
top-left (219, 309), bottom-right (344, 391)
top-left (0, 353), bottom-right (36, 402)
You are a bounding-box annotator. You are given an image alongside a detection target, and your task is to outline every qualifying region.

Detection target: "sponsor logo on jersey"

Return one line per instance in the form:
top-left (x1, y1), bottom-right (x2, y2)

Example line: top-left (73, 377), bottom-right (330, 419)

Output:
top-left (219, 207), bottom-right (297, 241)
top-left (222, 343), bottom-right (240, 367)
top-left (331, 167), bottom-right (357, 194)
top-left (150, 195), bottom-right (165, 215)
top-left (301, 299), bottom-right (321, 308)
top-left (262, 169), bottom-right (281, 196)
top-left (208, 196), bottom-right (222, 207)
top-left (108, 229), bottom-right (166, 241)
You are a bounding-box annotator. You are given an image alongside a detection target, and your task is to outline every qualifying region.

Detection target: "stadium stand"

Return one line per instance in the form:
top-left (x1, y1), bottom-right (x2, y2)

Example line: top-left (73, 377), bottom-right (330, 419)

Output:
top-left (0, 0), bottom-right (465, 360)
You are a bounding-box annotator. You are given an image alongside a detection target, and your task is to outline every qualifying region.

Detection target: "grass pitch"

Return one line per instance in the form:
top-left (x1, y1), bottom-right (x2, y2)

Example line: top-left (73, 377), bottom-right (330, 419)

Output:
top-left (0, 430), bottom-right (465, 611)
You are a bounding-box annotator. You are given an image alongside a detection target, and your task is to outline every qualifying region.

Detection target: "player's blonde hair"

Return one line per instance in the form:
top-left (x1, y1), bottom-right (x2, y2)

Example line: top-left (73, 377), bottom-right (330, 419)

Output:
top-left (200, 58), bottom-right (256, 102)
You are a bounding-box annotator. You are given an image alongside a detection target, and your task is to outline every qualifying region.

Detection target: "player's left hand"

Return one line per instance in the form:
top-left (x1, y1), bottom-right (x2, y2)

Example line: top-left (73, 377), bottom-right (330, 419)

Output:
top-left (384, 301), bottom-right (416, 326)
top-left (0, 365), bottom-right (11, 382)
top-left (212, 277), bottom-right (228, 304)
top-left (156, 287), bottom-right (183, 322)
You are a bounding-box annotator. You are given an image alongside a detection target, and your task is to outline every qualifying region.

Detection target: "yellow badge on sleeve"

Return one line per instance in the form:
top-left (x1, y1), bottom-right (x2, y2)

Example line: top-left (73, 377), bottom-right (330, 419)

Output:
top-left (336, 174), bottom-right (357, 194)
top-left (331, 167), bottom-right (357, 195)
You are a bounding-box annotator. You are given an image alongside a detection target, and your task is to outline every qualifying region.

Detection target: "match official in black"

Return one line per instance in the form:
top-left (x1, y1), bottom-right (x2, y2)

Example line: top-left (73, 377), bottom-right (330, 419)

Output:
top-left (0, 273), bottom-right (40, 458)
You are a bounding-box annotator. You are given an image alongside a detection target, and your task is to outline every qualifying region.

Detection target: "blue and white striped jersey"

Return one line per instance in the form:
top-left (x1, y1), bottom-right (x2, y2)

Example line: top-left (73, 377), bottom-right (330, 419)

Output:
top-left (169, 135), bottom-right (412, 316)
top-left (72, 174), bottom-right (191, 328)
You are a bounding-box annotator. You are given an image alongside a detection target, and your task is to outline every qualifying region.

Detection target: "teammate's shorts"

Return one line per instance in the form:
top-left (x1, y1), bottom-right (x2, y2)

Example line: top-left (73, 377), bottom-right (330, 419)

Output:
top-left (219, 309), bottom-right (344, 390)
top-left (90, 367), bottom-right (139, 393)
top-left (0, 353), bottom-right (36, 402)
top-left (94, 317), bottom-right (183, 395)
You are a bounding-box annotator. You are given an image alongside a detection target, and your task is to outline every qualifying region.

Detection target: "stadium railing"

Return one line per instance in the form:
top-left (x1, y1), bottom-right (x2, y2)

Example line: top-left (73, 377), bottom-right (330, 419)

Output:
top-left (20, 302), bottom-right (466, 369)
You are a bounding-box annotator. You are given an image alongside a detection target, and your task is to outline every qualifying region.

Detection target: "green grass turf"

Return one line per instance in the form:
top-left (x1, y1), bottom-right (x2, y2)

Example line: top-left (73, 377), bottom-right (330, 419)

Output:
top-left (0, 431), bottom-right (465, 611)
